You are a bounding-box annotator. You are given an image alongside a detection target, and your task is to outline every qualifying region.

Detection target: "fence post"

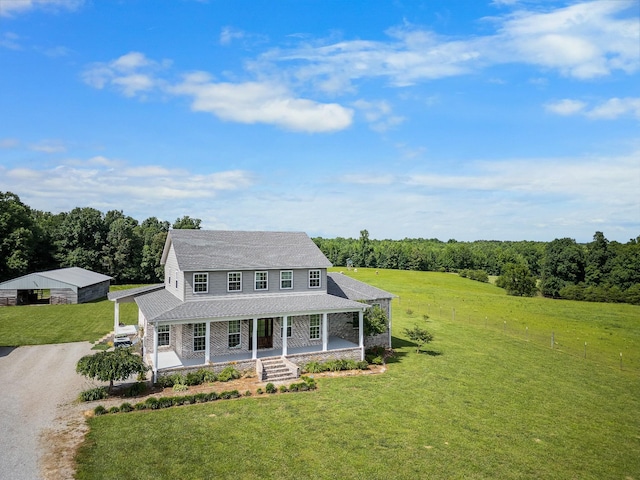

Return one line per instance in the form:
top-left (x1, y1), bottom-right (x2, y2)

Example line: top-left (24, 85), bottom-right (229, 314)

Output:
top-left (584, 342), bottom-right (587, 359)
top-left (452, 308), bottom-right (455, 321)
top-left (485, 316), bottom-right (487, 328)
top-left (526, 326), bottom-right (529, 341)
top-left (503, 321), bottom-right (506, 334)
top-left (551, 332), bottom-right (554, 349)
top-left (620, 352), bottom-right (623, 370)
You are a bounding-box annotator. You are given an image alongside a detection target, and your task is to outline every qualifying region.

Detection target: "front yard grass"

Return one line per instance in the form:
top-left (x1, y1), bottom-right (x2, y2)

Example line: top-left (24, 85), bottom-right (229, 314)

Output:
top-left (75, 269), bottom-right (640, 479)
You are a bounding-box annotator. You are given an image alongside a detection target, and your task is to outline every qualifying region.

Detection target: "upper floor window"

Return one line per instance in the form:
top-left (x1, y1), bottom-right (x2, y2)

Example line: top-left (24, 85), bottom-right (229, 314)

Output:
top-left (309, 314), bottom-right (321, 340)
top-left (309, 269), bottom-right (321, 288)
top-left (193, 323), bottom-right (206, 352)
top-left (175, 271), bottom-right (178, 289)
top-left (157, 325), bottom-right (170, 346)
top-left (280, 270), bottom-right (293, 289)
top-left (193, 273), bottom-right (209, 293)
top-left (228, 272), bottom-right (242, 292)
top-left (255, 271), bottom-right (268, 291)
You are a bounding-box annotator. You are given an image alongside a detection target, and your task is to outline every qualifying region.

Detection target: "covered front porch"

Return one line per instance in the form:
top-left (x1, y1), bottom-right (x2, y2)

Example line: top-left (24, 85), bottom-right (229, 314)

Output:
top-left (153, 335), bottom-right (360, 370)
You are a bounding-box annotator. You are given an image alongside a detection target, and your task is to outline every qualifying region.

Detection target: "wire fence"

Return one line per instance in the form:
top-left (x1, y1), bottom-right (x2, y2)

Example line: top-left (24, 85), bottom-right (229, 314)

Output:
top-left (395, 297), bottom-right (639, 375)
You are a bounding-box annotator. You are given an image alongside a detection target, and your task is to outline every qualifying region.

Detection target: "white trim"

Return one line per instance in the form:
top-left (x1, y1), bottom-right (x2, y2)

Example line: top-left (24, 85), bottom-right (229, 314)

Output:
top-left (227, 272), bottom-right (242, 292)
top-left (157, 324), bottom-right (170, 346)
top-left (280, 270), bottom-right (293, 290)
top-left (308, 269), bottom-right (321, 288)
top-left (205, 321), bottom-right (211, 363)
top-left (309, 314), bottom-right (321, 340)
top-left (282, 316), bottom-right (288, 356)
top-left (193, 322), bottom-right (206, 352)
top-left (228, 319), bottom-right (241, 348)
top-left (254, 271), bottom-right (268, 291)
top-left (252, 317), bottom-right (258, 360)
top-left (322, 313), bottom-right (328, 351)
top-left (193, 272), bottom-right (209, 294)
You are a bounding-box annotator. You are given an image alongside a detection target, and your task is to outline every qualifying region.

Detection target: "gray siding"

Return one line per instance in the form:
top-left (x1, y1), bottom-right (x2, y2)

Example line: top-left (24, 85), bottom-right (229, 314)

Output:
top-left (0, 290), bottom-right (17, 306)
top-left (183, 268), bottom-right (327, 300)
top-left (77, 280), bottom-right (110, 303)
top-left (163, 246), bottom-right (184, 301)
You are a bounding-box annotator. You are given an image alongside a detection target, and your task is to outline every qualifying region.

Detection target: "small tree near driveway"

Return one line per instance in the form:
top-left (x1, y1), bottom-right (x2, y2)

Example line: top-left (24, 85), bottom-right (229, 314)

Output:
top-left (76, 348), bottom-right (148, 392)
top-left (404, 325), bottom-right (434, 354)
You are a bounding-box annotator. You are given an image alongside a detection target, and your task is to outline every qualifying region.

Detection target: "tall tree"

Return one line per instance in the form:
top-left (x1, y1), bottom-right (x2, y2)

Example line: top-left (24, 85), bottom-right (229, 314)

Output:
top-left (540, 238), bottom-right (586, 298)
top-left (172, 216), bottom-right (201, 229)
top-left (496, 262), bottom-right (538, 297)
top-left (54, 207), bottom-right (108, 272)
top-left (0, 192), bottom-right (39, 281)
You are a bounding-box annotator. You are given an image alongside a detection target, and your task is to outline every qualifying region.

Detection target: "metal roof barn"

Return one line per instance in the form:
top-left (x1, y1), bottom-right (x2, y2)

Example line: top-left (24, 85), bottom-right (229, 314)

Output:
top-left (0, 267), bottom-right (112, 306)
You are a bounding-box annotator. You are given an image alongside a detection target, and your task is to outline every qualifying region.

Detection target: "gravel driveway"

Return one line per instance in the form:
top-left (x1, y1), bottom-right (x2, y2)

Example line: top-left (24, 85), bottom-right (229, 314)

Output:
top-left (0, 342), bottom-right (96, 480)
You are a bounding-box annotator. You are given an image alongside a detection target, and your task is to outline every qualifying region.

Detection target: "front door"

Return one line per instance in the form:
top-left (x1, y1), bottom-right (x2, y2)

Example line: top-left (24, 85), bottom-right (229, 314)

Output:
top-left (250, 318), bottom-right (273, 349)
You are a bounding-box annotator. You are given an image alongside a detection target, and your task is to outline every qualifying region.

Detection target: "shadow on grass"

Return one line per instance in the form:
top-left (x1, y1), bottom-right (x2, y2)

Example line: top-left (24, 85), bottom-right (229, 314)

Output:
top-left (420, 350), bottom-right (442, 357)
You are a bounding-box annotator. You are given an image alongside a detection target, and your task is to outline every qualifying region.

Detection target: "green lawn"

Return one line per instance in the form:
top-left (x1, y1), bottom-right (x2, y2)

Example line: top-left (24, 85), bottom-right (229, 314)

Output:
top-left (75, 269), bottom-right (640, 479)
top-left (0, 286), bottom-right (141, 346)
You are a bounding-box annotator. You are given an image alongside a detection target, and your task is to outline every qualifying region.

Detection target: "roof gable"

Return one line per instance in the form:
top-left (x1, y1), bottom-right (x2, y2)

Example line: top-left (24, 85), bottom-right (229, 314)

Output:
top-left (161, 230), bottom-right (332, 272)
top-left (327, 272), bottom-right (396, 301)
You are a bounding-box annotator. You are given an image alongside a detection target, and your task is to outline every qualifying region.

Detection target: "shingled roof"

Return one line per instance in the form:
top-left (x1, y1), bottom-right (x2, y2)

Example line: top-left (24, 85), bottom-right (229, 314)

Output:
top-left (327, 272), bottom-right (396, 301)
top-left (161, 230), bottom-right (332, 271)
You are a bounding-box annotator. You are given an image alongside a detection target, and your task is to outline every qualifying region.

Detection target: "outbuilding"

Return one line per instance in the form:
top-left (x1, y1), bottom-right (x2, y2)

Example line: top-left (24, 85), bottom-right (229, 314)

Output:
top-left (0, 267), bottom-right (112, 306)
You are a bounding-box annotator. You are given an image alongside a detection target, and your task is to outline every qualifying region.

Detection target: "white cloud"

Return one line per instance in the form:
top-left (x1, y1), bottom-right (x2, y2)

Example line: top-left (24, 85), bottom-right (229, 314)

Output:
top-left (352, 99), bottom-right (404, 132)
top-left (544, 99), bottom-right (586, 116)
top-left (0, 158), bottom-right (255, 217)
top-left (262, 0), bottom-right (638, 92)
top-left (0, 0), bottom-right (83, 17)
top-left (28, 139), bottom-right (67, 153)
top-left (168, 72), bottom-right (353, 133)
top-left (546, 97), bottom-right (640, 119)
top-left (82, 52), bottom-right (169, 97)
top-left (0, 32), bottom-right (21, 49)
top-left (220, 26), bottom-right (245, 45)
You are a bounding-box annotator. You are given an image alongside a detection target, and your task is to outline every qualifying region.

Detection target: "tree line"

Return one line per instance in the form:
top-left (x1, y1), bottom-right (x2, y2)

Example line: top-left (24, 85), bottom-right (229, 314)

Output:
top-left (313, 230), bottom-right (640, 305)
top-left (1, 192), bottom-right (639, 304)
top-left (0, 191), bottom-right (201, 285)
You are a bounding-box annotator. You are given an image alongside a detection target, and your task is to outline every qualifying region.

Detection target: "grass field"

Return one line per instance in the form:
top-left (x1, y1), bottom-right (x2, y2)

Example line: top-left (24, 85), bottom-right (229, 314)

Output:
top-left (75, 269), bottom-right (640, 479)
top-left (0, 285), bottom-right (140, 346)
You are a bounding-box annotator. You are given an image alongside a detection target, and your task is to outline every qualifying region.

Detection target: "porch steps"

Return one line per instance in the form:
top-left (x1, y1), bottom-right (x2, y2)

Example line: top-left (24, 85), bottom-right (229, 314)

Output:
top-left (261, 357), bottom-right (298, 382)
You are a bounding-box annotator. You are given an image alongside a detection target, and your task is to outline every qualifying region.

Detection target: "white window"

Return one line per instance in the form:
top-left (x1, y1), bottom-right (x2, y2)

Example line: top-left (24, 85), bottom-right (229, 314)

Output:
top-left (280, 318), bottom-right (292, 338)
top-left (309, 314), bottom-right (321, 340)
top-left (193, 273), bottom-right (209, 293)
top-left (228, 320), bottom-right (241, 348)
top-left (157, 325), bottom-right (170, 346)
top-left (193, 323), bottom-right (206, 352)
top-left (280, 270), bottom-right (293, 289)
top-left (227, 272), bottom-right (242, 292)
top-left (255, 271), bottom-right (268, 291)
top-left (309, 269), bottom-right (321, 288)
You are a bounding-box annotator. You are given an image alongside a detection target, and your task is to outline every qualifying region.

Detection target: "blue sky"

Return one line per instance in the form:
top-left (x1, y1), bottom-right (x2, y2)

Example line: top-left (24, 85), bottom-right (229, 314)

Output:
top-left (1, 0), bottom-right (639, 242)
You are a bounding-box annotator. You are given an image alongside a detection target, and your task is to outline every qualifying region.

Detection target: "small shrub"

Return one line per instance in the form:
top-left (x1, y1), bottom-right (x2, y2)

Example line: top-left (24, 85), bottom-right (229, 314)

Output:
top-left (145, 397), bottom-right (160, 409)
top-left (244, 390), bottom-right (252, 397)
top-left (134, 402), bottom-right (147, 410)
top-left (158, 397), bottom-right (174, 409)
top-left (79, 386), bottom-right (108, 402)
top-left (108, 406), bottom-right (120, 414)
top-left (265, 383), bottom-right (277, 394)
top-left (371, 356), bottom-right (384, 365)
top-left (124, 381), bottom-right (147, 397)
top-left (218, 366), bottom-right (241, 382)
top-left (256, 388), bottom-right (263, 395)
top-left (183, 395), bottom-right (196, 405)
top-left (279, 385), bottom-right (288, 393)
top-left (220, 390), bottom-right (240, 399)
top-left (194, 393), bottom-right (208, 403)
top-left (343, 359), bottom-right (358, 370)
top-left (406, 308), bottom-right (414, 315)
top-left (206, 391), bottom-right (219, 401)
top-left (203, 370), bottom-right (218, 383)
top-left (289, 383), bottom-right (299, 392)
top-left (93, 405), bottom-right (107, 416)
top-left (173, 383), bottom-right (189, 392)
top-left (303, 361), bottom-right (325, 373)
top-left (119, 402), bottom-right (133, 412)
top-left (356, 360), bottom-right (369, 370)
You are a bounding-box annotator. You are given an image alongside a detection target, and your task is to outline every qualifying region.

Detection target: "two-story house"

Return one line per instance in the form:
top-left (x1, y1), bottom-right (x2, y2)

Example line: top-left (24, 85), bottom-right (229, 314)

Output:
top-left (109, 230), bottom-right (395, 382)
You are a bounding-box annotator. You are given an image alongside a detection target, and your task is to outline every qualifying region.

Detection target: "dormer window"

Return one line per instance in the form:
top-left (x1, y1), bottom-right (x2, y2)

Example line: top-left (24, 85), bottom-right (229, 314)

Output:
top-left (193, 273), bottom-right (209, 293)
top-left (255, 271), bottom-right (268, 291)
top-left (309, 269), bottom-right (321, 288)
top-left (228, 272), bottom-right (242, 292)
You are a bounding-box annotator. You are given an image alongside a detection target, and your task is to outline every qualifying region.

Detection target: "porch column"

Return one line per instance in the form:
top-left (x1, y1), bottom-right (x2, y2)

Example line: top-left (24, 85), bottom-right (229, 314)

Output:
top-left (152, 324), bottom-right (159, 383)
top-left (387, 303), bottom-right (392, 348)
top-left (322, 313), bottom-right (328, 352)
top-left (205, 321), bottom-right (211, 364)
top-left (252, 317), bottom-right (258, 360)
top-left (282, 316), bottom-right (288, 357)
top-left (113, 301), bottom-right (120, 332)
top-left (358, 310), bottom-right (364, 360)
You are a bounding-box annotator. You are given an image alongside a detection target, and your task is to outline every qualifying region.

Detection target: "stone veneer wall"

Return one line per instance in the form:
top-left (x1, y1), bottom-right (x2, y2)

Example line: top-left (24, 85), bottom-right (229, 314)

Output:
top-left (287, 347), bottom-right (362, 366)
top-left (328, 312), bottom-right (359, 344)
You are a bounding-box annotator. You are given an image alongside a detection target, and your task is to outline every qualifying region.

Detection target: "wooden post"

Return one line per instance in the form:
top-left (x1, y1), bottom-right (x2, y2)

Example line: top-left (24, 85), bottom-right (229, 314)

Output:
top-left (551, 332), bottom-right (554, 349)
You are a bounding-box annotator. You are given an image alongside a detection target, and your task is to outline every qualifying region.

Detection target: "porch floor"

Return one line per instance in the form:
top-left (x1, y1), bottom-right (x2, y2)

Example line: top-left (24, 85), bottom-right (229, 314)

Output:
top-left (155, 336), bottom-right (358, 370)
